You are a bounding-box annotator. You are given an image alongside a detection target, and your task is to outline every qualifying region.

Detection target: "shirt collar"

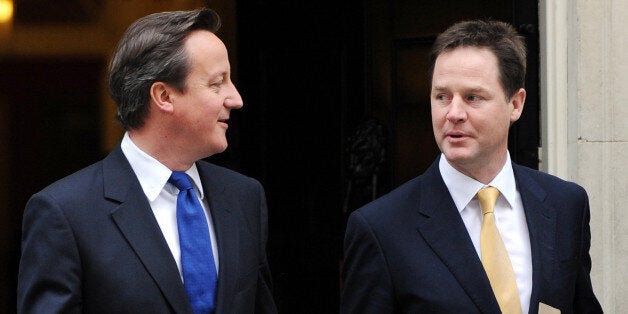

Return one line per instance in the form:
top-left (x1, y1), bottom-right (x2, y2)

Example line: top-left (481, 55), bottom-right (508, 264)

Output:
top-left (120, 132), bottom-right (205, 201)
top-left (439, 152), bottom-right (517, 213)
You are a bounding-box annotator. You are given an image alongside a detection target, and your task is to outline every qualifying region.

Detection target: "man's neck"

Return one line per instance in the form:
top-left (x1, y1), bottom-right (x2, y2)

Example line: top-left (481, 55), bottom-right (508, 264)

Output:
top-left (127, 130), bottom-right (195, 171)
top-left (446, 153), bottom-right (508, 185)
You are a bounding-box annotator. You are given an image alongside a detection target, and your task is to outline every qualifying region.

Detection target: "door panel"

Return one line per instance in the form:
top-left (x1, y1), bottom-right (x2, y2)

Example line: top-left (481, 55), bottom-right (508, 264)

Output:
top-left (235, 0), bottom-right (539, 311)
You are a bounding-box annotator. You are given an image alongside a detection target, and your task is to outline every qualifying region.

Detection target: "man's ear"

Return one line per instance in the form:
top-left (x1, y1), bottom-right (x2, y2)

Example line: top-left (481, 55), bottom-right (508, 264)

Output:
top-left (509, 88), bottom-right (526, 123)
top-left (149, 82), bottom-right (175, 113)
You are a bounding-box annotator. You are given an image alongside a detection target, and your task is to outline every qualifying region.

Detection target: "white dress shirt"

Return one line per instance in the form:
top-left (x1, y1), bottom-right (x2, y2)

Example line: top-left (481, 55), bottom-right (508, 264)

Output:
top-left (439, 153), bottom-right (532, 314)
top-left (120, 132), bottom-right (219, 279)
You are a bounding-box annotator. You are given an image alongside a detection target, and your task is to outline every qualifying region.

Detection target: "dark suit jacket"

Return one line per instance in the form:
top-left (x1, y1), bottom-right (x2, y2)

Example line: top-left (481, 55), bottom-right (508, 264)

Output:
top-left (18, 145), bottom-right (277, 314)
top-left (341, 157), bottom-right (602, 314)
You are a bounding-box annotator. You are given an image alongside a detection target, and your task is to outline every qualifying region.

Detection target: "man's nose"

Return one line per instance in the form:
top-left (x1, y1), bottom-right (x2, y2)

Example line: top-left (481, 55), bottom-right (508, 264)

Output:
top-left (225, 83), bottom-right (243, 109)
top-left (446, 96), bottom-right (467, 123)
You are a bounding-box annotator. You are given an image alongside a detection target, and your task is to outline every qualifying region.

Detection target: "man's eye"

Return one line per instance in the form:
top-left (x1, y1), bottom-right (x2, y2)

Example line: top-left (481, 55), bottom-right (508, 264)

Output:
top-left (467, 95), bottom-right (481, 101)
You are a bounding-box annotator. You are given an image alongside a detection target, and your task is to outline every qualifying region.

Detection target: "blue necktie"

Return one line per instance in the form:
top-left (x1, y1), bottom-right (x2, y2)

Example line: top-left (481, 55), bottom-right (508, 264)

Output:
top-left (169, 171), bottom-right (217, 314)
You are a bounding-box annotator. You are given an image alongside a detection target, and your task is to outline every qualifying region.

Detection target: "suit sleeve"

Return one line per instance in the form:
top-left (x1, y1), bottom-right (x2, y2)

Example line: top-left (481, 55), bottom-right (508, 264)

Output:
top-left (573, 191), bottom-right (603, 313)
top-left (254, 183), bottom-right (279, 313)
top-left (17, 193), bottom-right (82, 314)
top-left (340, 211), bottom-right (396, 314)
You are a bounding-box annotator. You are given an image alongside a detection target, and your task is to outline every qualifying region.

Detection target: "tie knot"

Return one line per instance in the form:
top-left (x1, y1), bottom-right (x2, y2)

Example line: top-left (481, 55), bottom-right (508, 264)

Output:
top-left (169, 171), bottom-right (194, 191)
top-left (477, 186), bottom-right (500, 215)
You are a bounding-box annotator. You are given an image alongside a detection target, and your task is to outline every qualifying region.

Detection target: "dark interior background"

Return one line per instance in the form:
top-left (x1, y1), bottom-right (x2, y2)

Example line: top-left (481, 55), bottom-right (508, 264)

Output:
top-left (233, 1), bottom-right (539, 312)
top-left (0, 0), bottom-right (539, 312)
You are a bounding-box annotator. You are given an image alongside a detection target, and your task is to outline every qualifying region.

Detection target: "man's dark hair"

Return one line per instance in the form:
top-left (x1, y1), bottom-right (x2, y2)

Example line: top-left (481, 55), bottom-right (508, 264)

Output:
top-left (108, 8), bottom-right (221, 130)
top-left (428, 20), bottom-right (526, 100)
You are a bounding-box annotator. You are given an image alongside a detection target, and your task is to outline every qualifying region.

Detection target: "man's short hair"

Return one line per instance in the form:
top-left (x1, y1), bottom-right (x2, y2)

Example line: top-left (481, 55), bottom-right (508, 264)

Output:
top-left (428, 20), bottom-right (527, 100)
top-left (108, 8), bottom-right (221, 130)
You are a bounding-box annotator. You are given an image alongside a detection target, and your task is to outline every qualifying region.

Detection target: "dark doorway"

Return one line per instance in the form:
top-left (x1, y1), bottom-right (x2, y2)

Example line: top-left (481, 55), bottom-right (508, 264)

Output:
top-left (235, 0), bottom-right (539, 313)
top-left (0, 58), bottom-right (104, 313)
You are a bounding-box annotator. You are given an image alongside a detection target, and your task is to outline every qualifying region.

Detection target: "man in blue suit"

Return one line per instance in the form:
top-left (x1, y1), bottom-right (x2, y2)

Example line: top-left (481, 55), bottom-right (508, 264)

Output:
top-left (341, 20), bottom-right (602, 313)
top-left (18, 8), bottom-right (277, 313)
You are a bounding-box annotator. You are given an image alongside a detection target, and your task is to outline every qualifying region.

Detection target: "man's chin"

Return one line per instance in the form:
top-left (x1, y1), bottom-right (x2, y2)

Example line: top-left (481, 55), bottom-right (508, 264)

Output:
top-left (203, 142), bottom-right (228, 158)
top-left (442, 149), bottom-right (473, 164)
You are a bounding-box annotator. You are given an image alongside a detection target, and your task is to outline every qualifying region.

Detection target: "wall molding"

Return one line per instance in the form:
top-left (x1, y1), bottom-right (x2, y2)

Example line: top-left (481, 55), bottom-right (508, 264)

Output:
top-left (539, 0), bottom-right (572, 179)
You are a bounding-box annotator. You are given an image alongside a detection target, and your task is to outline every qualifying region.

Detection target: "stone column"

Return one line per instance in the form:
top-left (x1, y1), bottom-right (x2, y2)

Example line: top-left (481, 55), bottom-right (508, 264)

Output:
top-left (540, 0), bottom-right (628, 312)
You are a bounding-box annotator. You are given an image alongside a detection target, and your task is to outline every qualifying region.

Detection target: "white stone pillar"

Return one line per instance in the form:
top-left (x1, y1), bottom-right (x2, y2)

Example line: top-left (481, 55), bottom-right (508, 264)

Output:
top-left (540, 0), bottom-right (628, 312)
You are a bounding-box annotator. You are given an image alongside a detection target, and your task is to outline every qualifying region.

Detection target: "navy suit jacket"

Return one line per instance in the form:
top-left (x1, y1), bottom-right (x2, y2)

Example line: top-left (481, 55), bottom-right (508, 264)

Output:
top-left (18, 145), bottom-right (277, 313)
top-left (341, 157), bottom-right (602, 313)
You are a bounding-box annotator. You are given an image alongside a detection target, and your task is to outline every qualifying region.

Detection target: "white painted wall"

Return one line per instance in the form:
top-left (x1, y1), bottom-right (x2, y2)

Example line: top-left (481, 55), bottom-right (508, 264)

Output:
top-left (540, 0), bottom-right (628, 312)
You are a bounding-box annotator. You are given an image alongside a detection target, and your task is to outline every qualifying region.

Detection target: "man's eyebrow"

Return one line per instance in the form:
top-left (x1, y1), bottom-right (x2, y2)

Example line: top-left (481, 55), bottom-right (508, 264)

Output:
top-left (207, 70), bottom-right (228, 78)
top-left (431, 85), bottom-right (487, 92)
top-left (467, 86), bottom-right (487, 93)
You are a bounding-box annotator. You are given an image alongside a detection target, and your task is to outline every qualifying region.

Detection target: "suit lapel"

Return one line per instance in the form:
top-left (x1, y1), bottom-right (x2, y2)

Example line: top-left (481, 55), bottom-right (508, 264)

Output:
top-left (415, 161), bottom-right (501, 313)
top-left (197, 163), bottom-right (240, 313)
top-left (104, 146), bottom-right (192, 313)
top-left (513, 165), bottom-right (557, 312)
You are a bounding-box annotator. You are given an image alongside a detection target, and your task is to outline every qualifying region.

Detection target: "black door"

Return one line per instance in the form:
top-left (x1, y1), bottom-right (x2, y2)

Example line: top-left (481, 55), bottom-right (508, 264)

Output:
top-left (231, 0), bottom-right (539, 312)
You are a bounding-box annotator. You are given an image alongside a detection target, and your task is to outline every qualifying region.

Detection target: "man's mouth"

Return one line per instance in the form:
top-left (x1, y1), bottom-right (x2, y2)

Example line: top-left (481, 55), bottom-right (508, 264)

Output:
top-left (445, 131), bottom-right (468, 141)
top-left (447, 132), bottom-right (465, 138)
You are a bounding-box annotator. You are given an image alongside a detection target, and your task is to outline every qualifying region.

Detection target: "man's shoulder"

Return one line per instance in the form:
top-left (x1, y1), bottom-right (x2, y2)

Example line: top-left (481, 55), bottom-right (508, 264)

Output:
top-left (513, 164), bottom-right (589, 210)
top-left (196, 159), bottom-right (261, 188)
top-left (352, 172), bottom-right (431, 223)
top-left (24, 159), bottom-right (110, 220)
top-left (197, 159), bottom-right (242, 176)
top-left (38, 160), bottom-right (106, 195)
top-left (513, 163), bottom-right (586, 195)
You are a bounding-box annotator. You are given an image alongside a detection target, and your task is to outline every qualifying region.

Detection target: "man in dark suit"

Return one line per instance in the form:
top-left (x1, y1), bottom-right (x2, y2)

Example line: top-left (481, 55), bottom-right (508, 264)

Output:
top-left (341, 20), bottom-right (603, 313)
top-left (18, 8), bottom-right (277, 313)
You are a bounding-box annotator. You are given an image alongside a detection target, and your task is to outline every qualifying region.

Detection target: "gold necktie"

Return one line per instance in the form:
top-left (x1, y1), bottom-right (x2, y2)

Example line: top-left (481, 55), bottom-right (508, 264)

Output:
top-left (477, 187), bottom-right (521, 314)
